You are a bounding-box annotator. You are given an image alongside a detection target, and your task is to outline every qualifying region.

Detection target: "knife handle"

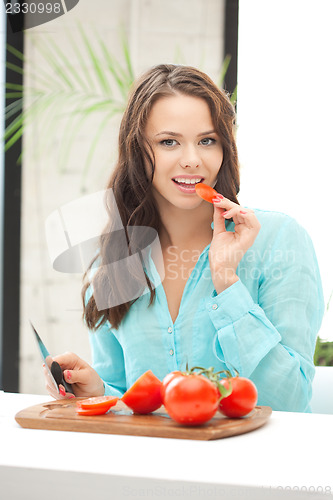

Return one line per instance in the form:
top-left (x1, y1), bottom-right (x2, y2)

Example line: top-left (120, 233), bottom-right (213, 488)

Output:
top-left (51, 361), bottom-right (75, 395)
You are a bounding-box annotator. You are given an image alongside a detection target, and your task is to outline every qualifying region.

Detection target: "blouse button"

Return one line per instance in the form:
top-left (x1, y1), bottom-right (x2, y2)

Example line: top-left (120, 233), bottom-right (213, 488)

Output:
top-left (212, 303), bottom-right (218, 310)
top-left (167, 327), bottom-right (173, 333)
top-left (169, 349), bottom-right (174, 356)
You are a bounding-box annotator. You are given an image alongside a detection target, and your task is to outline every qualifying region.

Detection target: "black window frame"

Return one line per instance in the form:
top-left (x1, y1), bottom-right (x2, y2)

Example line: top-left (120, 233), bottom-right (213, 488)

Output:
top-left (223, 0), bottom-right (239, 98)
top-left (0, 18), bottom-right (23, 392)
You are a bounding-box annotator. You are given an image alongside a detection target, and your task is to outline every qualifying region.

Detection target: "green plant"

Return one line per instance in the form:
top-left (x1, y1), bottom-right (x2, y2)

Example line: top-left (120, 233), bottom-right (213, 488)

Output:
top-left (313, 289), bottom-right (333, 366)
top-left (5, 24), bottom-right (135, 185)
top-left (314, 337), bottom-right (333, 366)
top-left (217, 53), bottom-right (237, 105)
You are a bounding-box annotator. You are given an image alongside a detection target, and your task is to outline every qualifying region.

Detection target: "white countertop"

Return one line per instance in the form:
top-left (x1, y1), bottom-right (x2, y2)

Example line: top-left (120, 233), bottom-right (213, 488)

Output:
top-left (0, 392), bottom-right (332, 500)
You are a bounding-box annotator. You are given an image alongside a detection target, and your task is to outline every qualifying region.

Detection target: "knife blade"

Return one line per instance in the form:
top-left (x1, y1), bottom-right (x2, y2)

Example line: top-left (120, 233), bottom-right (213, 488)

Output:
top-left (30, 321), bottom-right (74, 395)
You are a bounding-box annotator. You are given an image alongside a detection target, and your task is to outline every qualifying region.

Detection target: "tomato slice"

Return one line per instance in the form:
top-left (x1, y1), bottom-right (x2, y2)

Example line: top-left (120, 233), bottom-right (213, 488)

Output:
top-left (121, 370), bottom-right (162, 414)
top-left (76, 406), bottom-right (112, 416)
top-left (76, 395), bottom-right (119, 411)
top-left (195, 183), bottom-right (219, 203)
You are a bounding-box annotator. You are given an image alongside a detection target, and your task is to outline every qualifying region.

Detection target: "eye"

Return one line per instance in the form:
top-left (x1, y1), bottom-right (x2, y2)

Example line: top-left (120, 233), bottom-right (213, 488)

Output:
top-left (200, 138), bottom-right (216, 146)
top-left (160, 139), bottom-right (178, 147)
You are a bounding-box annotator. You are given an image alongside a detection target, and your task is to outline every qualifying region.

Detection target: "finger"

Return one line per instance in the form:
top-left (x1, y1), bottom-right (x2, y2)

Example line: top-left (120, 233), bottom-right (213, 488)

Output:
top-left (234, 210), bottom-right (251, 226)
top-left (45, 381), bottom-right (73, 400)
top-left (222, 206), bottom-right (240, 219)
top-left (212, 204), bottom-right (226, 233)
top-left (222, 206), bottom-right (256, 223)
top-left (45, 362), bottom-right (77, 392)
top-left (63, 369), bottom-right (73, 384)
top-left (238, 210), bottom-right (260, 229)
top-left (211, 195), bottom-right (237, 211)
top-left (43, 364), bottom-right (60, 394)
top-left (53, 352), bottom-right (82, 370)
top-left (232, 213), bottom-right (245, 225)
top-left (45, 382), bottom-right (61, 399)
top-left (59, 384), bottom-right (76, 399)
top-left (64, 392), bottom-right (76, 399)
top-left (234, 210), bottom-right (261, 233)
top-left (43, 364), bottom-right (71, 399)
top-left (63, 367), bottom-right (90, 386)
top-left (222, 206), bottom-right (248, 223)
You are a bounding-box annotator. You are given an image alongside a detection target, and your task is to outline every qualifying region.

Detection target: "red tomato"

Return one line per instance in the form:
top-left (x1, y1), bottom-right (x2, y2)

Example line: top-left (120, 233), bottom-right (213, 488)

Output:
top-left (77, 396), bottom-right (118, 411)
top-left (218, 377), bottom-right (258, 418)
top-left (121, 370), bottom-right (162, 414)
top-left (163, 374), bottom-right (219, 426)
top-left (195, 183), bottom-right (219, 203)
top-left (160, 371), bottom-right (182, 402)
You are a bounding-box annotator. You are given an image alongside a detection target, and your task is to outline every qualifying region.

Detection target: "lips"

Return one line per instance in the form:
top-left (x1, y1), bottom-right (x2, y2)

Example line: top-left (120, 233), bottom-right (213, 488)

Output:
top-left (172, 176), bottom-right (204, 194)
top-left (172, 176), bottom-right (204, 187)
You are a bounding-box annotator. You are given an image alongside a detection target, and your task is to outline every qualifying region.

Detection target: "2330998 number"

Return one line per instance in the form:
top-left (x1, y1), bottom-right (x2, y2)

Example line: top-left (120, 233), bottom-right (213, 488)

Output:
top-left (6, 3), bottom-right (62, 14)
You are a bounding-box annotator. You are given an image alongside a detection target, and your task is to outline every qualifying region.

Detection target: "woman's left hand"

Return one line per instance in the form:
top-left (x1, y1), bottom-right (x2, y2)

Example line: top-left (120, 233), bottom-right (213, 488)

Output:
top-left (209, 194), bottom-right (261, 294)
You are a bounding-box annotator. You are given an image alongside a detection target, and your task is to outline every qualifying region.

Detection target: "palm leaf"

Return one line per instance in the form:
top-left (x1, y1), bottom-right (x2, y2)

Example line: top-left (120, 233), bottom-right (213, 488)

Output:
top-left (217, 53), bottom-right (232, 88)
top-left (6, 83), bottom-right (24, 90)
top-left (64, 26), bottom-right (97, 92)
top-left (77, 24), bottom-right (112, 95)
top-left (6, 61), bottom-right (24, 75)
top-left (120, 27), bottom-right (135, 84)
top-left (5, 92), bottom-right (23, 98)
top-left (4, 98), bottom-right (24, 121)
top-left (6, 43), bottom-right (24, 61)
top-left (4, 25), bottom-right (134, 178)
top-left (4, 124), bottom-right (24, 151)
top-left (80, 110), bottom-right (116, 188)
top-left (230, 85), bottom-right (237, 105)
top-left (28, 35), bottom-right (75, 90)
top-left (97, 36), bottom-right (134, 100)
top-left (41, 33), bottom-right (91, 92)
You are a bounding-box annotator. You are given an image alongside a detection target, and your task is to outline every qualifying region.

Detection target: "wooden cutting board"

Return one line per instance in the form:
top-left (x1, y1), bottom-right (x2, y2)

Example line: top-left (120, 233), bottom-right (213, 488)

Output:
top-left (15, 399), bottom-right (272, 441)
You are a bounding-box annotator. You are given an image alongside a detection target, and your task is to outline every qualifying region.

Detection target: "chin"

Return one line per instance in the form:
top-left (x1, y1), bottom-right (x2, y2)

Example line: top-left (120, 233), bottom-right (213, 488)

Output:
top-left (174, 198), bottom-right (203, 210)
top-left (153, 187), bottom-right (202, 211)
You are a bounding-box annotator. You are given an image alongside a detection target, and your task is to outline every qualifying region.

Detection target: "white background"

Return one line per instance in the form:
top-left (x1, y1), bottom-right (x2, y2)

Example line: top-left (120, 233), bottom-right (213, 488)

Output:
top-left (237, 0), bottom-right (333, 340)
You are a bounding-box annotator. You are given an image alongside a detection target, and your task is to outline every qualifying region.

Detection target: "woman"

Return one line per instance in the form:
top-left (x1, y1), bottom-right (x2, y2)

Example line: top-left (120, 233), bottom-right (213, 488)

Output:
top-left (44, 64), bottom-right (324, 411)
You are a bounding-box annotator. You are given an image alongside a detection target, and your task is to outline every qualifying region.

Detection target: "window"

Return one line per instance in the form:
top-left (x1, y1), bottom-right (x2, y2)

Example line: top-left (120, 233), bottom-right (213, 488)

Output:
top-left (237, 0), bottom-right (333, 340)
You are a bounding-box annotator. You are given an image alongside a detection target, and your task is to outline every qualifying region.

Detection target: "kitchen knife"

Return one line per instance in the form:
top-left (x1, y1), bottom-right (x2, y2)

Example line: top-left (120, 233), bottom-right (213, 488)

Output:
top-left (30, 321), bottom-right (74, 395)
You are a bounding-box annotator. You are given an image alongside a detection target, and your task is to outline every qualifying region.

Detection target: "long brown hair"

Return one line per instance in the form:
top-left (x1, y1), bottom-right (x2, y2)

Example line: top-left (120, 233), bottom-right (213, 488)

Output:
top-left (82, 64), bottom-right (240, 330)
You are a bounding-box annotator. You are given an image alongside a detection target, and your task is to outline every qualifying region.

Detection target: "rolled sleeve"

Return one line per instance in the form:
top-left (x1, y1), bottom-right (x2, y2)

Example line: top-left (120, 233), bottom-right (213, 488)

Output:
top-left (206, 279), bottom-right (281, 376)
top-left (207, 279), bottom-right (256, 328)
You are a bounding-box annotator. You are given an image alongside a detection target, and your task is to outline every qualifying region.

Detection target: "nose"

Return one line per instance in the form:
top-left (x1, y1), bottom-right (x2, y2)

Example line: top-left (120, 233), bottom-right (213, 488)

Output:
top-left (180, 162), bottom-right (199, 169)
top-left (179, 145), bottom-right (200, 169)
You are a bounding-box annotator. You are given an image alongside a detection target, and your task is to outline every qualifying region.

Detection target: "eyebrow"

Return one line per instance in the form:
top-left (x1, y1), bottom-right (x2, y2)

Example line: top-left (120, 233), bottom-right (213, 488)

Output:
top-left (155, 130), bottom-right (216, 137)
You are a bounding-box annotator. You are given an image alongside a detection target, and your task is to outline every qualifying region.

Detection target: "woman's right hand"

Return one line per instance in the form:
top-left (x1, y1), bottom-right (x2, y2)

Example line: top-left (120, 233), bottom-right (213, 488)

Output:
top-left (43, 352), bottom-right (105, 400)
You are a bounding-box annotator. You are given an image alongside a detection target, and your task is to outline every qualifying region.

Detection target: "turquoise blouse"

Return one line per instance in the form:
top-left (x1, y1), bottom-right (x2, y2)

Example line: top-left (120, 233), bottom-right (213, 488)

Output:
top-left (88, 209), bottom-right (324, 412)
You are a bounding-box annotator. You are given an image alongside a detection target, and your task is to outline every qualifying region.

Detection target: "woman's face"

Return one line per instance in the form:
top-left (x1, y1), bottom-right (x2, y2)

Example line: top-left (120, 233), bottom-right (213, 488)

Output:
top-left (144, 93), bottom-right (223, 211)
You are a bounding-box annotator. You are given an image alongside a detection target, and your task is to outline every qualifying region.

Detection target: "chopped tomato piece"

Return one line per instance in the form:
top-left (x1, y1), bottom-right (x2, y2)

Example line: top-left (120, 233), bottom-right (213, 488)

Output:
top-left (76, 396), bottom-right (118, 411)
top-left (76, 406), bottom-right (113, 416)
top-left (195, 183), bottom-right (219, 203)
top-left (121, 370), bottom-right (162, 414)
